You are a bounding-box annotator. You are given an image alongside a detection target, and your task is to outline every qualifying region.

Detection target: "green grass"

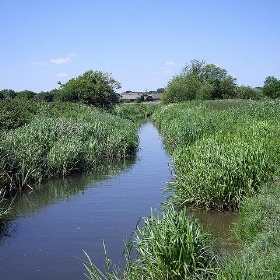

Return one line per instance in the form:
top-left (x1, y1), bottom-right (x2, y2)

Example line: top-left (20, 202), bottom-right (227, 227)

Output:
top-left (84, 207), bottom-right (218, 280)
top-left (113, 103), bottom-right (159, 122)
top-left (216, 183), bottom-right (280, 279)
top-left (0, 102), bottom-right (139, 195)
top-left (151, 99), bottom-right (280, 278)
top-left (152, 100), bottom-right (280, 210)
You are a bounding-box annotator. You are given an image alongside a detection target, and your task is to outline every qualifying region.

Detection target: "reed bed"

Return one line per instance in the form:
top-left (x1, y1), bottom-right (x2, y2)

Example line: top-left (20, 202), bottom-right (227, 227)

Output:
top-left (152, 100), bottom-right (280, 210)
top-left (0, 102), bottom-right (138, 195)
top-left (217, 183), bottom-right (280, 279)
top-left (84, 207), bottom-right (218, 280)
top-left (113, 103), bottom-right (159, 122)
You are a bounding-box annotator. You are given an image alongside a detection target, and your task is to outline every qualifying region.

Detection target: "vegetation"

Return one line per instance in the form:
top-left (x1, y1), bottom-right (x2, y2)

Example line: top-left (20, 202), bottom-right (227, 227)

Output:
top-left (262, 76), bottom-right (280, 99)
top-left (152, 100), bottom-right (280, 210)
top-left (84, 207), bottom-right (218, 280)
top-left (0, 102), bottom-right (138, 195)
top-left (161, 60), bottom-right (237, 104)
top-left (56, 70), bottom-right (121, 109)
top-left (217, 183), bottom-right (280, 279)
top-left (151, 99), bottom-right (280, 279)
top-left (113, 103), bottom-right (159, 122)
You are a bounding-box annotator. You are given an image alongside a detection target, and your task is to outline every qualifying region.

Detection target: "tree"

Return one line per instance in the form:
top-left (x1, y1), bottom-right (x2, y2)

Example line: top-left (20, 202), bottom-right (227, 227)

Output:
top-left (16, 90), bottom-right (36, 100)
top-left (56, 70), bottom-right (121, 109)
top-left (161, 60), bottom-right (237, 104)
top-left (161, 74), bottom-right (199, 104)
top-left (235, 85), bottom-right (263, 100)
top-left (263, 76), bottom-right (280, 99)
top-left (0, 89), bottom-right (16, 99)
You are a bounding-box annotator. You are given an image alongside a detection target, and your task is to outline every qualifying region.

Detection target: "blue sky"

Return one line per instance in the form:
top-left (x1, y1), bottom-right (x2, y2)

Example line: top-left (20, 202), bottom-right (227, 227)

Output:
top-left (1, 0), bottom-right (279, 93)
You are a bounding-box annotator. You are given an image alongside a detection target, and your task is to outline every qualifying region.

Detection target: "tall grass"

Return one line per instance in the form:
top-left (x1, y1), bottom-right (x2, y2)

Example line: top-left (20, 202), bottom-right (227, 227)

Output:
top-left (0, 102), bottom-right (138, 195)
top-left (113, 103), bottom-right (159, 122)
top-left (216, 183), bottom-right (280, 279)
top-left (152, 100), bottom-right (280, 210)
top-left (84, 207), bottom-right (218, 280)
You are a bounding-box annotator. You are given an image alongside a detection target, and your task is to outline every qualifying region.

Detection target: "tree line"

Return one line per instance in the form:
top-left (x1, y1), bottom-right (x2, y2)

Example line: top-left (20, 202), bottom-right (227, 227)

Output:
top-left (161, 60), bottom-right (280, 104)
top-left (1, 62), bottom-right (280, 107)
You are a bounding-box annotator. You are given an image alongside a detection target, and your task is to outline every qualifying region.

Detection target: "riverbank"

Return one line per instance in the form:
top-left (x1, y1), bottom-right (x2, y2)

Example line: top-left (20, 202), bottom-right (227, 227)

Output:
top-left (0, 101), bottom-right (140, 197)
top-left (151, 100), bottom-right (280, 278)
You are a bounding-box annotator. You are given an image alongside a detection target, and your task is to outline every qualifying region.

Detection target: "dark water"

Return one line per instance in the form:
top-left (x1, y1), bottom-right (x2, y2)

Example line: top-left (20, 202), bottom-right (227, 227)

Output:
top-left (0, 123), bottom-right (237, 280)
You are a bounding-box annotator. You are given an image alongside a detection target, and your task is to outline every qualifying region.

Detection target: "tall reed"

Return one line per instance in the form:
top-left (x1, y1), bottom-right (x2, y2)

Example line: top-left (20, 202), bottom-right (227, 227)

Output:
top-left (153, 100), bottom-right (280, 210)
top-left (84, 207), bottom-right (218, 280)
top-left (0, 103), bottom-right (138, 194)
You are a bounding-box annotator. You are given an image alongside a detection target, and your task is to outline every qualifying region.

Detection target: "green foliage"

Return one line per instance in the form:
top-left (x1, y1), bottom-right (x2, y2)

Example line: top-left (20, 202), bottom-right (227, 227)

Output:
top-left (113, 103), bottom-right (159, 122)
top-left (56, 70), bottom-right (121, 109)
top-left (0, 103), bottom-right (138, 194)
top-left (84, 207), bottom-right (218, 280)
top-left (161, 74), bottom-right (199, 104)
top-left (152, 100), bottom-right (280, 210)
top-left (235, 85), bottom-right (264, 100)
top-left (16, 90), bottom-right (36, 100)
top-left (262, 76), bottom-right (280, 99)
top-left (0, 89), bottom-right (16, 99)
top-left (0, 192), bottom-right (9, 225)
top-left (161, 60), bottom-right (237, 104)
top-left (0, 98), bottom-right (38, 130)
top-left (217, 184), bottom-right (280, 279)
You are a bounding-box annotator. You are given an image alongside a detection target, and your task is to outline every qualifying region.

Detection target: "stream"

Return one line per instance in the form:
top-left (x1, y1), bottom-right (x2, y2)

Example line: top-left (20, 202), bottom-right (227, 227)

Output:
top-left (0, 122), bottom-right (236, 280)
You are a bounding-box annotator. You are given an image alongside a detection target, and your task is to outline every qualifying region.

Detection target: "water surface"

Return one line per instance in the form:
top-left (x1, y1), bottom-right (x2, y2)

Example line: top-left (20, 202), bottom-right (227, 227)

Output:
top-left (0, 122), bottom-right (172, 280)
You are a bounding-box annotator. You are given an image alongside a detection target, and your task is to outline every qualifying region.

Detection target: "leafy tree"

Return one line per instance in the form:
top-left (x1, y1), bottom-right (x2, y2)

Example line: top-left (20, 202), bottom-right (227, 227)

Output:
top-left (161, 74), bottom-right (199, 104)
top-left (16, 90), bottom-right (36, 100)
top-left (162, 60), bottom-right (237, 103)
top-left (35, 89), bottom-right (57, 102)
top-left (263, 76), bottom-right (280, 99)
top-left (0, 89), bottom-right (16, 99)
top-left (56, 70), bottom-right (121, 109)
top-left (235, 85), bottom-right (264, 100)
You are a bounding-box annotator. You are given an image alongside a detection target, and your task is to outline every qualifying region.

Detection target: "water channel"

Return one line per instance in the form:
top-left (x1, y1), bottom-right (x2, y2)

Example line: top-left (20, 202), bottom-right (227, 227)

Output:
top-left (0, 122), bottom-right (236, 280)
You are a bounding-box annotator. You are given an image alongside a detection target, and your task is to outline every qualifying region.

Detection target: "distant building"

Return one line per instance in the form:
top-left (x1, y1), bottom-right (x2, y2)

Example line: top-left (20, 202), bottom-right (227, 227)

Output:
top-left (120, 91), bottom-right (162, 102)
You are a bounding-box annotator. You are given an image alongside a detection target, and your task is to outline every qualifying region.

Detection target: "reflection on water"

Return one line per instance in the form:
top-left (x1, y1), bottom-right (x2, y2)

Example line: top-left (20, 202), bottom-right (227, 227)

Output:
top-left (0, 122), bottom-right (173, 280)
top-left (9, 159), bottom-right (136, 219)
top-left (0, 122), bottom-right (238, 280)
top-left (187, 208), bottom-right (239, 253)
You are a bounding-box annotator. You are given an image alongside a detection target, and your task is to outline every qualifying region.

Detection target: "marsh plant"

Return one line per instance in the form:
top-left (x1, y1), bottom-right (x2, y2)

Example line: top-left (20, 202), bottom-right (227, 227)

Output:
top-left (152, 100), bottom-right (280, 210)
top-left (0, 103), bottom-right (138, 194)
top-left (84, 207), bottom-right (218, 280)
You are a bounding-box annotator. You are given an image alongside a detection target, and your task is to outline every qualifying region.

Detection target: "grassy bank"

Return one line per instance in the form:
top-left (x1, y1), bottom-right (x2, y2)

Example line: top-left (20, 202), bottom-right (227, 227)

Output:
top-left (113, 103), bottom-right (159, 122)
top-left (152, 100), bottom-right (280, 210)
top-left (84, 206), bottom-right (219, 280)
top-left (0, 101), bottom-right (139, 196)
top-left (151, 100), bottom-right (280, 279)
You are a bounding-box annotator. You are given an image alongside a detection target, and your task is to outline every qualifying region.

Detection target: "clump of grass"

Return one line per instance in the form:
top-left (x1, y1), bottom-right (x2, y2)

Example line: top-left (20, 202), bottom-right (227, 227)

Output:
top-left (113, 103), bottom-right (159, 122)
top-left (84, 207), bottom-right (218, 280)
top-left (0, 103), bottom-right (138, 194)
top-left (173, 134), bottom-right (274, 210)
top-left (217, 183), bottom-right (280, 279)
top-left (153, 100), bottom-right (280, 210)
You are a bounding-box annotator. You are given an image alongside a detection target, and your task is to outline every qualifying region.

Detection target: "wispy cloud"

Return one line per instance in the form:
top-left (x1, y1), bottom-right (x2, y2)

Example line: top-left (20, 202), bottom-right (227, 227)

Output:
top-left (50, 57), bottom-right (71, 65)
top-left (165, 61), bottom-right (176, 66)
top-left (50, 53), bottom-right (77, 65)
top-left (33, 61), bottom-right (48, 66)
top-left (57, 73), bottom-right (68, 77)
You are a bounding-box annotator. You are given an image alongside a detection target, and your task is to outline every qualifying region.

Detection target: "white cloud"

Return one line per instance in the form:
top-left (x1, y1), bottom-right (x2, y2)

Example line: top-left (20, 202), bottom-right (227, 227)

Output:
top-left (33, 61), bottom-right (48, 66)
top-left (50, 57), bottom-right (71, 65)
top-left (68, 53), bottom-right (77, 57)
top-left (57, 73), bottom-right (68, 77)
top-left (165, 61), bottom-right (176, 66)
